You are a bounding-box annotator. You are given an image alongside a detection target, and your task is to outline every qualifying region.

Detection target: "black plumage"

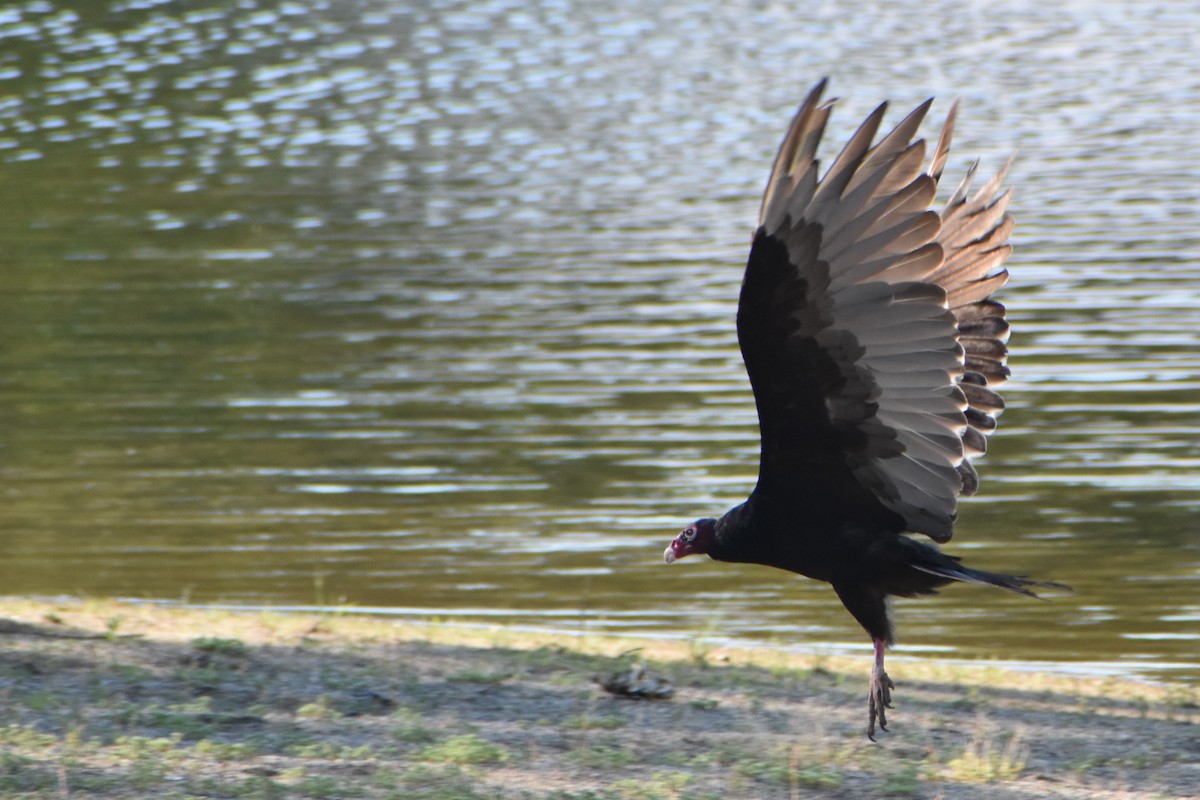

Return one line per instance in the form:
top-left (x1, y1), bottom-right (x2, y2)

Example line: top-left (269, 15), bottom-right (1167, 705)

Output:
top-left (663, 80), bottom-right (1065, 739)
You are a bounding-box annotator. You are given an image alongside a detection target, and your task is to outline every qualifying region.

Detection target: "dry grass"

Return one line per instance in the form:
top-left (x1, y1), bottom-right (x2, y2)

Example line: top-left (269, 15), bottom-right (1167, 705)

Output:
top-left (0, 596), bottom-right (1195, 799)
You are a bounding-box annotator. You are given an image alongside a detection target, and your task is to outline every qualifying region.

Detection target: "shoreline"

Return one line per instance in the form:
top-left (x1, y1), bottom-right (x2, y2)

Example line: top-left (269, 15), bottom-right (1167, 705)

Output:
top-left (55, 595), bottom-right (1199, 689)
top-left (1, 596), bottom-right (1196, 798)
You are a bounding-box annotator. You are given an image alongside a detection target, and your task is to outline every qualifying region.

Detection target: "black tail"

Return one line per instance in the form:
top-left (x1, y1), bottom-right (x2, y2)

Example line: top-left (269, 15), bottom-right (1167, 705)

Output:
top-left (911, 560), bottom-right (1071, 598)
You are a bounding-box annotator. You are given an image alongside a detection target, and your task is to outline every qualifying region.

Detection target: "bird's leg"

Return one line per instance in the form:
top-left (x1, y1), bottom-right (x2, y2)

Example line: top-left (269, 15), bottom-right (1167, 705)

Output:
top-left (866, 637), bottom-right (894, 741)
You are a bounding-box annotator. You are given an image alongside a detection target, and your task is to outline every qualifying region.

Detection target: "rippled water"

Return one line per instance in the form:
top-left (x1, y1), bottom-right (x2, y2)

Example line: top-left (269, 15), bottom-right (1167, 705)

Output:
top-left (1, 0), bottom-right (1197, 682)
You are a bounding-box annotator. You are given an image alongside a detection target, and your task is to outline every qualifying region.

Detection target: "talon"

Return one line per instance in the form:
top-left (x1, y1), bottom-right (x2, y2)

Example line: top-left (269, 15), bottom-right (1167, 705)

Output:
top-left (866, 640), bottom-right (895, 740)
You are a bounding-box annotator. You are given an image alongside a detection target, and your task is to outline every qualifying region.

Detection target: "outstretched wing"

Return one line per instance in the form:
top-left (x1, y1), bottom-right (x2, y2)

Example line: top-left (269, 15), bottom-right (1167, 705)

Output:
top-left (737, 80), bottom-right (1012, 542)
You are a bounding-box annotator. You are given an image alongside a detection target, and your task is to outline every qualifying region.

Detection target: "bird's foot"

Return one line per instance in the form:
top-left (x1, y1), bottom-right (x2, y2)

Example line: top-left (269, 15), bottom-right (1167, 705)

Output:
top-left (866, 661), bottom-right (894, 741)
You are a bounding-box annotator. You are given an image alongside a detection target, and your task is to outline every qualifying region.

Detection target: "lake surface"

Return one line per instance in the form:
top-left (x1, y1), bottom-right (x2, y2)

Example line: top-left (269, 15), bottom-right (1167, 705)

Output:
top-left (1, 0), bottom-right (1197, 683)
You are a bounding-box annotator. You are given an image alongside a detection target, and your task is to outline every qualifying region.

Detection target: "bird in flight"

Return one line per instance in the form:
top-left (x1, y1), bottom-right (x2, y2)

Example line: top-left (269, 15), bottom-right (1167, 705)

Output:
top-left (663, 79), bottom-right (1065, 739)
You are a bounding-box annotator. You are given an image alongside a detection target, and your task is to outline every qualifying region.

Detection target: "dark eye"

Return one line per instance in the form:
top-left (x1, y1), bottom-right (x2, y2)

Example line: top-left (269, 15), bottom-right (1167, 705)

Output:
top-left (682, 528), bottom-right (696, 542)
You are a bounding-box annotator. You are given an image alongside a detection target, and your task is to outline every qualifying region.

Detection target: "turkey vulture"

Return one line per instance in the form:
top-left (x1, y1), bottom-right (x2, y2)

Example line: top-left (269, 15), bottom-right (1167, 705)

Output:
top-left (664, 80), bottom-right (1065, 739)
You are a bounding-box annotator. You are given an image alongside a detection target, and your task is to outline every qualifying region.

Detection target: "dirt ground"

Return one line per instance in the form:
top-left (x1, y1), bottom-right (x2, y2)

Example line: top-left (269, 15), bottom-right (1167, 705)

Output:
top-left (0, 597), bottom-right (1196, 799)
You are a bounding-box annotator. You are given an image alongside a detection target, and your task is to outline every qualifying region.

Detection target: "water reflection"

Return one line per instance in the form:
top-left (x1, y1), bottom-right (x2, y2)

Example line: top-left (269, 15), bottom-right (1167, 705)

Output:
top-left (0, 0), bottom-right (1197, 682)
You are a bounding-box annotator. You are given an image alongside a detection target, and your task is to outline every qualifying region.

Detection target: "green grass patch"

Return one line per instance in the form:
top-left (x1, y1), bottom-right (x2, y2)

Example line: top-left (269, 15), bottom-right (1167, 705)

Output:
top-left (733, 745), bottom-right (843, 790)
top-left (611, 770), bottom-right (694, 799)
top-left (195, 738), bottom-right (259, 761)
top-left (934, 728), bottom-right (1027, 783)
top-left (192, 636), bottom-right (250, 656)
top-left (296, 697), bottom-right (342, 720)
top-left (419, 734), bottom-right (507, 765)
top-left (446, 668), bottom-right (513, 684)
top-left (379, 764), bottom-right (492, 800)
top-left (570, 740), bottom-right (636, 769)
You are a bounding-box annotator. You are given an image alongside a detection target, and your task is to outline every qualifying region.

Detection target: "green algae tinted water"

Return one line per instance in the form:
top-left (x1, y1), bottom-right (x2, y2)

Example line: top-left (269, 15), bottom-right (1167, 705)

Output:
top-left (0, 0), bottom-right (1197, 682)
